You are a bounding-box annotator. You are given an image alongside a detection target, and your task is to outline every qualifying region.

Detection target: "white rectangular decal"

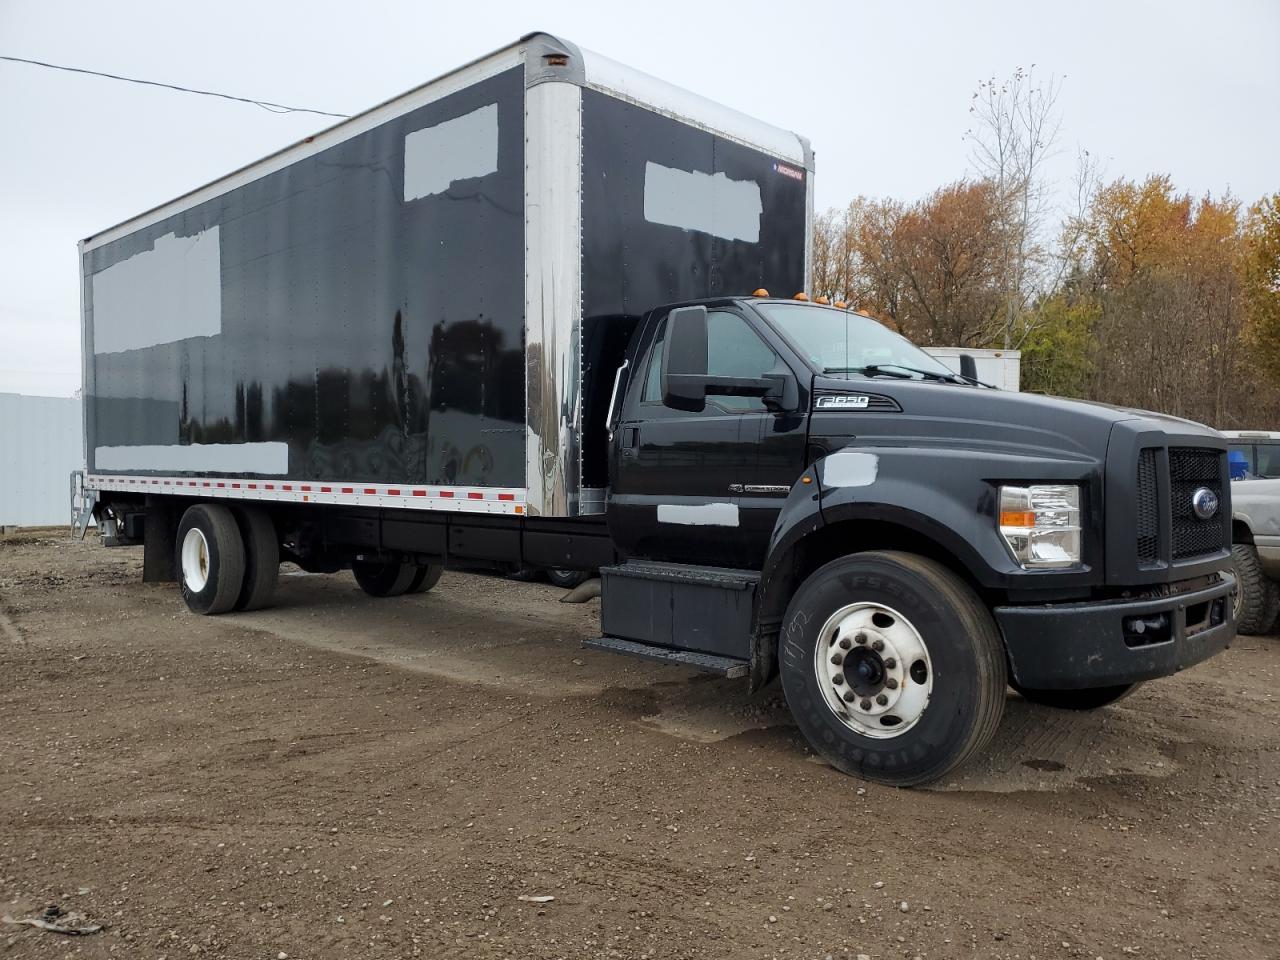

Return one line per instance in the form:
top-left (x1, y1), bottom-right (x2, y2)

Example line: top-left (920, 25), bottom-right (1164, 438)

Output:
top-left (403, 103), bottom-right (499, 201)
top-left (92, 228), bottom-right (222, 354)
top-left (656, 502), bottom-right (740, 527)
top-left (642, 162), bottom-right (762, 243)
top-left (94, 442), bottom-right (289, 475)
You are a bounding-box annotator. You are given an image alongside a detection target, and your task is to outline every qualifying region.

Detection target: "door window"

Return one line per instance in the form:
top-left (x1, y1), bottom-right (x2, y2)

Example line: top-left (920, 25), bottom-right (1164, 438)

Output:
top-left (1256, 443), bottom-right (1280, 479)
top-left (640, 310), bottom-right (777, 413)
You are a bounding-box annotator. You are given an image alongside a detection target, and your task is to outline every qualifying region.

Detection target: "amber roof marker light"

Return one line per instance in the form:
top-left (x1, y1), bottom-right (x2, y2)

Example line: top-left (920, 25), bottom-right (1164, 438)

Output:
top-left (814, 295), bottom-right (830, 305)
top-left (793, 292), bottom-right (809, 301)
top-left (752, 288), bottom-right (770, 297)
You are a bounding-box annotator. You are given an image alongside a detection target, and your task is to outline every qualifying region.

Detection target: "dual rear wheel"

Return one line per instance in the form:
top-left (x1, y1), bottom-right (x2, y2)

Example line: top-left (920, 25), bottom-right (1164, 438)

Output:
top-left (177, 503), bottom-right (442, 614)
top-left (178, 503), bottom-right (279, 615)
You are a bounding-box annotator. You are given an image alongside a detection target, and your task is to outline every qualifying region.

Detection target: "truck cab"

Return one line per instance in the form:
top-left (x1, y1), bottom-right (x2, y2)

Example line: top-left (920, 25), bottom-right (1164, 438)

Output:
top-left (596, 295), bottom-right (1236, 784)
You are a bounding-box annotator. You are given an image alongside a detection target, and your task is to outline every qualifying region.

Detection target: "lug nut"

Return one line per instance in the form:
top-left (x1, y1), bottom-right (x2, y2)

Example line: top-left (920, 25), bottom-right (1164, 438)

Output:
top-left (876, 693), bottom-right (888, 705)
top-left (832, 674), bottom-right (844, 686)
top-left (884, 657), bottom-right (897, 669)
top-left (859, 699), bottom-right (872, 711)
top-left (843, 691), bottom-right (857, 703)
top-left (830, 653), bottom-right (843, 666)
top-left (854, 632), bottom-right (868, 645)
top-left (838, 637), bottom-right (852, 650)
top-left (886, 677), bottom-right (899, 690)
top-left (872, 639), bottom-right (885, 652)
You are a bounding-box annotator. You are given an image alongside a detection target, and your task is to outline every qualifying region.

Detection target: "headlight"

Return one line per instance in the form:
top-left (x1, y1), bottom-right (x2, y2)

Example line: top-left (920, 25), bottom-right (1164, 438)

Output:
top-left (999, 484), bottom-right (1081, 569)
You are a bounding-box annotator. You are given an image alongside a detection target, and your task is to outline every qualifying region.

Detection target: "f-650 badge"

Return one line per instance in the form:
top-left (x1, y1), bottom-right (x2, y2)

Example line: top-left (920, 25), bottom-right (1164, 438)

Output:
top-left (816, 395), bottom-right (870, 409)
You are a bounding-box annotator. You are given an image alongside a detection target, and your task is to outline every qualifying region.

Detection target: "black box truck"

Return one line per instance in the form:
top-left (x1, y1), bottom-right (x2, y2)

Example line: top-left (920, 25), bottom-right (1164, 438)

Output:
top-left (71, 34), bottom-right (1237, 785)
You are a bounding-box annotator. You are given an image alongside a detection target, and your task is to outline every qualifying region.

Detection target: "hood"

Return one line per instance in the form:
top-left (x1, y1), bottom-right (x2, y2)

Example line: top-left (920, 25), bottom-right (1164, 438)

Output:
top-left (809, 377), bottom-right (1224, 463)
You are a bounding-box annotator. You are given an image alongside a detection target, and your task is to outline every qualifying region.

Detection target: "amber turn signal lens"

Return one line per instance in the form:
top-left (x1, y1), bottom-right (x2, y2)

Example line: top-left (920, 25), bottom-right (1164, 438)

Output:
top-left (1000, 510), bottom-right (1036, 528)
top-left (794, 292), bottom-right (809, 301)
top-left (752, 288), bottom-right (770, 297)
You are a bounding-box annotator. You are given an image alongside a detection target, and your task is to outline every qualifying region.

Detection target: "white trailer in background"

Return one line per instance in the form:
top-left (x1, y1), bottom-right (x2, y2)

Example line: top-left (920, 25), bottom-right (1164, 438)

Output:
top-left (924, 347), bottom-right (1021, 391)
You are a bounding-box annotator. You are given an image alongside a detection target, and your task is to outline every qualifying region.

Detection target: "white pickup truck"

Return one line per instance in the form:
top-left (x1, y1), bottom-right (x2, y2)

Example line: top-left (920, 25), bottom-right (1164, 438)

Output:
top-left (1230, 475), bottom-right (1280, 634)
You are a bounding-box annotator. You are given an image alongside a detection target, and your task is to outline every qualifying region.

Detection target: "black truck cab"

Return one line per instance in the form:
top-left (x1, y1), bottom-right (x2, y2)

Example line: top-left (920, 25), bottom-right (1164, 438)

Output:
top-left (596, 296), bottom-right (1235, 784)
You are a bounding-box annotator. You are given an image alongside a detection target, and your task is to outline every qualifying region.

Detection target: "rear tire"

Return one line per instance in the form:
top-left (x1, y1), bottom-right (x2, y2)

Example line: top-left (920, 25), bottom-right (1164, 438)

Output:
top-left (1012, 682), bottom-right (1139, 710)
top-left (407, 563), bottom-right (443, 594)
top-left (546, 567), bottom-right (591, 589)
top-left (176, 504), bottom-right (246, 615)
top-left (233, 506), bottom-right (279, 611)
top-left (779, 551), bottom-right (1007, 787)
top-left (1232, 542), bottom-right (1279, 635)
top-left (352, 559), bottom-right (418, 598)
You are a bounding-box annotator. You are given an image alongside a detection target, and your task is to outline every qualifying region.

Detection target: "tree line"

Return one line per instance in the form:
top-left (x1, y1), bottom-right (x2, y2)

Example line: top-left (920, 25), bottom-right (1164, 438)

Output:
top-left (810, 68), bottom-right (1280, 428)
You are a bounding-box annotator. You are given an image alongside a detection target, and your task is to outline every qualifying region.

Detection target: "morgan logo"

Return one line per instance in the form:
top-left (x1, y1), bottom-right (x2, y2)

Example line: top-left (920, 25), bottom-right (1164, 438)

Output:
top-left (816, 395), bottom-right (871, 410)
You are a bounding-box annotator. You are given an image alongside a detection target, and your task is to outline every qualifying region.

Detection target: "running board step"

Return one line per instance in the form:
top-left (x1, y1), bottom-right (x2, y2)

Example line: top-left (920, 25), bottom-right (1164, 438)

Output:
top-left (583, 636), bottom-right (749, 678)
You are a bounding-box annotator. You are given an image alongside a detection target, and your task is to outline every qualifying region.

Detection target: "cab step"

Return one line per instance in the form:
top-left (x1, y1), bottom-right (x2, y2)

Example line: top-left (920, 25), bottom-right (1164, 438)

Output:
top-left (583, 636), bottom-right (749, 678)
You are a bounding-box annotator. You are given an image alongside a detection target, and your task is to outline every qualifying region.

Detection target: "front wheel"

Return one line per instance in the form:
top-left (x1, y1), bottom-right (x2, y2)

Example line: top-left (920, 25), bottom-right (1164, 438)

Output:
top-left (1232, 542), bottom-right (1280, 635)
top-left (1012, 682), bottom-right (1139, 710)
top-left (546, 567), bottom-right (592, 589)
top-left (779, 551), bottom-right (1007, 787)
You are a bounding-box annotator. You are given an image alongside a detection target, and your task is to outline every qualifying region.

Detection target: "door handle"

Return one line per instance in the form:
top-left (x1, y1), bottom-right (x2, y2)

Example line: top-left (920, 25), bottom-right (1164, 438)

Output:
top-left (622, 427), bottom-right (639, 448)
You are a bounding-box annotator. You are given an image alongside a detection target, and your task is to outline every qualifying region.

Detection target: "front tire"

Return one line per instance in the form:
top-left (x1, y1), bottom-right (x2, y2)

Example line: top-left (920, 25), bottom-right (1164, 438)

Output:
top-left (1232, 542), bottom-right (1279, 635)
top-left (176, 504), bottom-right (246, 615)
top-left (546, 567), bottom-right (592, 589)
top-left (1012, 682), bottom-right (1139, 710)
top-left (779, 551), bottom-right (1007, 787)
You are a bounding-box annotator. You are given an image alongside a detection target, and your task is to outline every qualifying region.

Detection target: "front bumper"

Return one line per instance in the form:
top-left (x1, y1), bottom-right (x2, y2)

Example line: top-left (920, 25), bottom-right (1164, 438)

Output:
top-left (995, 574), bottom-right (1236, 689)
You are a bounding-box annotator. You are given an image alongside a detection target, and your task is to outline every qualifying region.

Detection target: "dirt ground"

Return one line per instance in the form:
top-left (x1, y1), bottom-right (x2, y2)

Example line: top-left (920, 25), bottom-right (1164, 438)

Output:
top-left (1, 530), bottom-right (1277, 960)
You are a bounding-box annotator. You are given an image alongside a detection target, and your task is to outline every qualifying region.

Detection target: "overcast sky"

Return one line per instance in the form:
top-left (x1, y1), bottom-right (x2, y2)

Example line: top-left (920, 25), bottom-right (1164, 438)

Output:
top-left (2, 0), bottom-right (1276, 397)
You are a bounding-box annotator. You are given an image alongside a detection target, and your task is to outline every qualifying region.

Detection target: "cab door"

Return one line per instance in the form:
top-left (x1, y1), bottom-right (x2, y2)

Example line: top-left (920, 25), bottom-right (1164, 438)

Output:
top-left (609, 307), bottom-right (806, 568)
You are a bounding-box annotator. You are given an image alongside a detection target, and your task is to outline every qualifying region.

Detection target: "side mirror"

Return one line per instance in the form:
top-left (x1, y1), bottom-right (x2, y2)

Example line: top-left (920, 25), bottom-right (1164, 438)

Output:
top-left (661, 306), bottom-right (709, 412)
top-left (959, 353), bottom-right (978, 382)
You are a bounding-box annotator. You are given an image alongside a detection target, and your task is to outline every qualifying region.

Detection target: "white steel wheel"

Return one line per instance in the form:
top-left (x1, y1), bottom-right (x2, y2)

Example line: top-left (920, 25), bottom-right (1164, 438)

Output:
top-left (814, 602), bottom-right (933, 739)
top-left (181, 527), bottom-right (212, 593)
top-left (175, 503), bottom-right (246, 615)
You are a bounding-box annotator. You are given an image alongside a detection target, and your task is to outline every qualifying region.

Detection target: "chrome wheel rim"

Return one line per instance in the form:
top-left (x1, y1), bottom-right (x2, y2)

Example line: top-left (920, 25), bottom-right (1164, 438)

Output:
top-left (814, 601), bottom-right (934, 739)
top-left (181, 527), bottom-right (211, 592)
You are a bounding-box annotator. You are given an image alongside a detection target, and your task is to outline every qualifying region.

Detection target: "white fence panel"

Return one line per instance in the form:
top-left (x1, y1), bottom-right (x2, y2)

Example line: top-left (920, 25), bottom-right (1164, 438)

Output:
top-left (0, 393), bottom-right (83, 527)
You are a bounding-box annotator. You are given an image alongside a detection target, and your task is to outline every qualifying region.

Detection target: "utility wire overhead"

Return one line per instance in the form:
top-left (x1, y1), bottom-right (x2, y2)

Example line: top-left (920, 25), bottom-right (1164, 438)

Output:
top-left (0, 54), bottom-right (350, 118)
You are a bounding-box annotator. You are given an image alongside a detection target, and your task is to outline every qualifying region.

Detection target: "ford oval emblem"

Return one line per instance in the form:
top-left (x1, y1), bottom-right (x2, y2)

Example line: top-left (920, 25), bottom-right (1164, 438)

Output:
top-left (1191, 487), bottom-right (1219, 520)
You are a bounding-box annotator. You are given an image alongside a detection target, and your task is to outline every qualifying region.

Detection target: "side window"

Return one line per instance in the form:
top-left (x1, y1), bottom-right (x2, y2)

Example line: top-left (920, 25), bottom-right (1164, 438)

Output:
top-left (641, 321), bottom-right (666, 404)
top-left (1256, 443), bottom-right (1280, 479)
top-left (706, 311), bottom-right (778, 412)
top-left (639, 310), bottom-right (778, 413)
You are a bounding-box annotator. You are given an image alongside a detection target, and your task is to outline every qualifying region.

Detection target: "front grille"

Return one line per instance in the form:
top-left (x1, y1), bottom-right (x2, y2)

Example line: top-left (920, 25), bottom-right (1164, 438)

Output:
top-left (1136, 449), bottom-right (1159, 563)
top-left (1132, 446), bottom-right (1226, 566)
top-left (1169, 448), bottom-right (1226, 560)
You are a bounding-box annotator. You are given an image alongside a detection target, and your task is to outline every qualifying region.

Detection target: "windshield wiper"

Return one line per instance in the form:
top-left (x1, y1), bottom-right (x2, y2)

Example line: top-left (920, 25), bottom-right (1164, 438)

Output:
top-left (861, 363), bottom-right (965, 383)
top-left (823, 364), bottom-right (912, 379)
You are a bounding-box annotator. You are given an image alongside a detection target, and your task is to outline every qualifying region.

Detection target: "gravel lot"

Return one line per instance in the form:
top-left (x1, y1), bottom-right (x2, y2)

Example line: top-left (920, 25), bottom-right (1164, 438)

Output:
top-left (2, 530), bottom-right (1278, 959)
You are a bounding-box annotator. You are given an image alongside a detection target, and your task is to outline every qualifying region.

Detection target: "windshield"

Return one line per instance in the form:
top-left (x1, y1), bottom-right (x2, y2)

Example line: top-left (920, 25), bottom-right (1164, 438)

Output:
top-left (754, 302), bottom-right (956, 381)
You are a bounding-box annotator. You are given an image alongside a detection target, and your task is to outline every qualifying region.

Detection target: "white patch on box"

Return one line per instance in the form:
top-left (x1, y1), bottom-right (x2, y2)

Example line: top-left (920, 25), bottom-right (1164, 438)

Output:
top-left (642, 162), bottom-right (762, 243)
top-left (656, 502), bottom-right (740, 527)
top-left (822, 451), bottom-right (878, 488)
top-left (94, 442), bottom-right (289, 475)
top-left (92, 228), bottom-right (222, 355)
top-left (403, 103), bottom-right (499, 201)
